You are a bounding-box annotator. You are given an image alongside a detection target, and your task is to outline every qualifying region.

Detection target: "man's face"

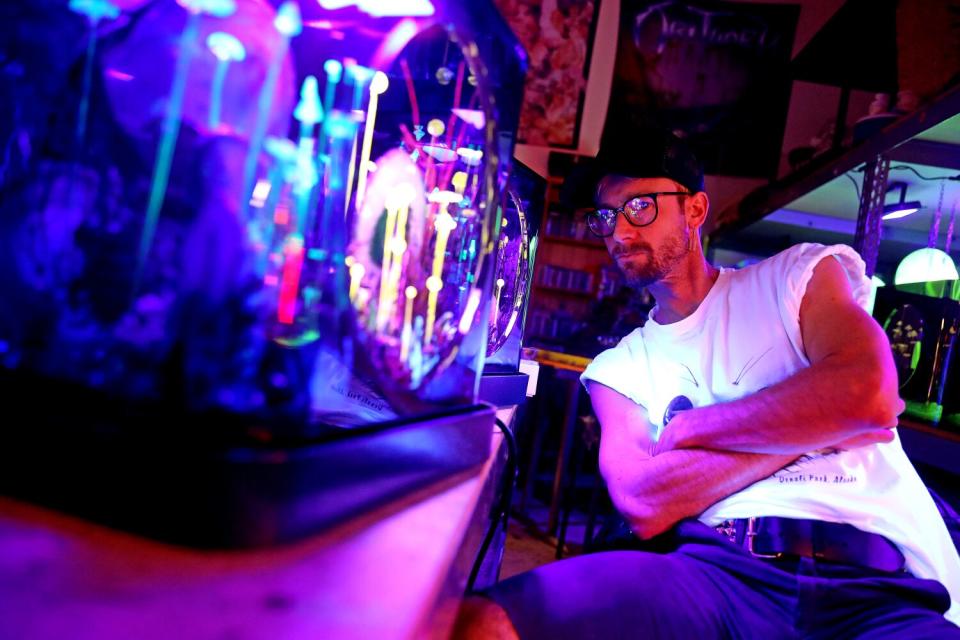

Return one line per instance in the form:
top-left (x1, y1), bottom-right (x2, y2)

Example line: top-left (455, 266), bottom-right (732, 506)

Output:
top-left (595, 175), bottom-right (691, 289)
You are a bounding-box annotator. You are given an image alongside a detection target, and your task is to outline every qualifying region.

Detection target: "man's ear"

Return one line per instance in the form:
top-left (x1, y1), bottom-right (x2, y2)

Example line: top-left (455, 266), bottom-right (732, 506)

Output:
top-left (685, 191), bottom-right (710, 230)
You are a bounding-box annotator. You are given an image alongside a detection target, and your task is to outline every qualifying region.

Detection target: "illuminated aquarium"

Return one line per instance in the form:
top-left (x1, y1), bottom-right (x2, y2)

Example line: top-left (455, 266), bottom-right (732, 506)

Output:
top-left (0, 0), bottom-right (526, 429)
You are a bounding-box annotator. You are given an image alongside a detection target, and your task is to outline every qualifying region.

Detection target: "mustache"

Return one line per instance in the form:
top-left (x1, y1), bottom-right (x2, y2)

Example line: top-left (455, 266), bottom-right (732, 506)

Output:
top-left (611, 242), bottom-right (653, 258)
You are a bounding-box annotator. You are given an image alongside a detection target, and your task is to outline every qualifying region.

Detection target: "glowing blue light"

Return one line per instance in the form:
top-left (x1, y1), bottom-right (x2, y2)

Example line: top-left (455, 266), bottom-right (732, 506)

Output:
top-left (324, 112), bottom-right (357, 140)
top-left (294, 76), bottom-right (323, 125)
top-left (323, 59), bottom-right (343, 83)
top-left (275, 1), bottom-right (303, 37)
top-left (69, 0), bottom-right (120, 22)
top-left (178, 0), bottom-right (236, 18)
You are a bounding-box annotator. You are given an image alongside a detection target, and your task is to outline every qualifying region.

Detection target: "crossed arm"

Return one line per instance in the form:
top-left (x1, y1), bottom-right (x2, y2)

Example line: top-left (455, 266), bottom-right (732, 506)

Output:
top-left (589, 257), bottom-right (905, 540)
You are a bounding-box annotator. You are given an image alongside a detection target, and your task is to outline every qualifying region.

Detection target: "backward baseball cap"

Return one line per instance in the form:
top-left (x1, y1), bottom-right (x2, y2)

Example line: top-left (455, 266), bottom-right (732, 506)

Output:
top-left (560, 129), bottom-right (704, 209)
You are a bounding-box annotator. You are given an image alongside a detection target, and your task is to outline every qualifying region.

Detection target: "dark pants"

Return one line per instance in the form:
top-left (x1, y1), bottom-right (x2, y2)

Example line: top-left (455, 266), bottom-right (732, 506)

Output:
top-left (482, 520), bottom-right (958, 639)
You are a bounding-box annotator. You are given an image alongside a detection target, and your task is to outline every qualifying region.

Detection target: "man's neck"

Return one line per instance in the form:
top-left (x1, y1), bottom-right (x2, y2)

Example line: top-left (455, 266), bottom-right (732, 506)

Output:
top-left (648, 255), bottom-right (720, 325)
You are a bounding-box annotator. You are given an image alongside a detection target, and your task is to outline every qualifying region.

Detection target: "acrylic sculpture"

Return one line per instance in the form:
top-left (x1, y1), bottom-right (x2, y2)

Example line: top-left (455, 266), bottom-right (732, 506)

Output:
top-left (0, 0), bottom-right (526, 429)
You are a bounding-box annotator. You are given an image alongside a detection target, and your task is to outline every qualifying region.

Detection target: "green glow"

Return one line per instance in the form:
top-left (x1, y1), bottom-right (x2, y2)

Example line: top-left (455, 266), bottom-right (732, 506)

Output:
top-left (894, 247), bottom-right (959, 285)
top-left (904, 400), bottom-right (943, 423)
top-left (910, 340), bottom-right (921, 371)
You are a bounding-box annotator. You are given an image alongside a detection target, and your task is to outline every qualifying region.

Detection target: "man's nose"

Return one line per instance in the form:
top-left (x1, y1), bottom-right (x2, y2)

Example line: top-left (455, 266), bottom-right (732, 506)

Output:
top-left (610, 213), bottom-right (634, 243)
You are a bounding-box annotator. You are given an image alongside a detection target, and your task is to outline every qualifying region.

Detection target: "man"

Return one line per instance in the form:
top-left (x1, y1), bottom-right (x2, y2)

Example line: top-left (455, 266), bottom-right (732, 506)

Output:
top-left (455, 132), bottom-right (960, 639)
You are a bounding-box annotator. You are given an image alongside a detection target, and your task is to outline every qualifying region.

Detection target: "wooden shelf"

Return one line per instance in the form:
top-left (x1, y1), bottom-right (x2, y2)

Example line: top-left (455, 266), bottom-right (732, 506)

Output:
top-left (533, 284), bottom-right (595, 299)
top-left (898, 417), bottom-right (960, 474)
top-left (540, 235), bottom-right (607, 250)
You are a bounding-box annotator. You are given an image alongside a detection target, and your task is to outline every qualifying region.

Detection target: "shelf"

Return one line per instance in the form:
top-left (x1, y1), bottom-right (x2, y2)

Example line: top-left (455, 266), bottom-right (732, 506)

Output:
top-left (712, 81), bottom-right (960, 239)
top-left (533, 284), bottom-right (595, 299)
top-left (898, 417), bottom-right (960, 474)
top-left (540, 235), bottom-right (607, 250)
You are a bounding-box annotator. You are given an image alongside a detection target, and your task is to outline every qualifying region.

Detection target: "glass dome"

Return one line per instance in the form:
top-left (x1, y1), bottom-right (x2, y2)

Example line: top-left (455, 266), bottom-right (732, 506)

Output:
top-left (487, 188), bottom-right (532, 358)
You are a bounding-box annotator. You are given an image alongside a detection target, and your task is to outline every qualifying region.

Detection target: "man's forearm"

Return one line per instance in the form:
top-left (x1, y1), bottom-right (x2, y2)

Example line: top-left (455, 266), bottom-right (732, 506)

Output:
top-left (609, 446), bottom-right (796, 539)
top-left (657, 354), bottom-right (901, 456)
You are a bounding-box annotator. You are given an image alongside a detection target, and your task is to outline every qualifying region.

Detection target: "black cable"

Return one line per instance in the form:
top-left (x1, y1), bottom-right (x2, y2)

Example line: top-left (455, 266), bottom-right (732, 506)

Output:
top-left (844, 172), bottom-right (860, 203)
top-left (888, 165), bottom-right (960, 181)
top-left (854, 164), bottom-right (960, 182)
top-left (466, 416), bottom-right (518, 593)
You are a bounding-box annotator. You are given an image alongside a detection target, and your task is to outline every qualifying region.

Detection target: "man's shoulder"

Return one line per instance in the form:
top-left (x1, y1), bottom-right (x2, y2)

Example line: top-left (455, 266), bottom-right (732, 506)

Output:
top-left (581, 327), bottom-right (650, 402)
top-left (583, 328), bottom-right (645, 374)
top-left (738, 242), bottom-right (830, 274)
top-left (595, 326), bottom-right (645, 360)
top-left (728, 243), bottom-right (853, 288)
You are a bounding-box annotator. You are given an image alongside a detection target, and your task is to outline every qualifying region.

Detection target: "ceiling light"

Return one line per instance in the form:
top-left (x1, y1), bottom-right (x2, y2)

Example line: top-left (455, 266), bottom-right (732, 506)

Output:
top-left (881, 181), bottom-right (922, 220)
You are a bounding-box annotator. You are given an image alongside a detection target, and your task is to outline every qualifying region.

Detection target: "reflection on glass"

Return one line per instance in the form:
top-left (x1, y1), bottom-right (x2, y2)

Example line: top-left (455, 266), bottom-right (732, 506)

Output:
top-left (884, 304), bottom-right (924, 389)
top-left (488, 189), bottom-right (531, 357)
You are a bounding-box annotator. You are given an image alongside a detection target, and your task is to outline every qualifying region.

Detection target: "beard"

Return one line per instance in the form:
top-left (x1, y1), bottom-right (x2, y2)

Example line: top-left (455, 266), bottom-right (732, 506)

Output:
top-left (612, 227), bottom-right (690, 289)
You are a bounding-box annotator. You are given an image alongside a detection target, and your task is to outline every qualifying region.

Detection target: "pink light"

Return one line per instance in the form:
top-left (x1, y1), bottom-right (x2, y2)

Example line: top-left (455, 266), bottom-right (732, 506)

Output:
top-left (105, 68), bottom-right (134, 81)
top-left (452, 109), bottom-right (485, 130)
top-left (458, 289), bottom-right (482, 334)
top-left (316, 0), bottom-right (354, 9)
top-left (371, 19), bottom-right (420, 69)
top-left (277, 236), bottom-right (305, 325)
top-left (303, 19), bottom-right (335, 29)
top-left (316, 0), bottom-right (434, 17)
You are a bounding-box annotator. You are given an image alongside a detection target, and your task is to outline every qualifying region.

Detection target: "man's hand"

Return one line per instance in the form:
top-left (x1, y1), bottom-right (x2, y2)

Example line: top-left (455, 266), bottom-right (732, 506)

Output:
top-left (589, 381), bottom-right (798, 539)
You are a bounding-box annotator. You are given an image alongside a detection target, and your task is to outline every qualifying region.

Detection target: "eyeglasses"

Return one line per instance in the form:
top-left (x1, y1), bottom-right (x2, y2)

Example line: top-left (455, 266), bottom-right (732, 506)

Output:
top-left (585, 191), bottom-right (689, 238)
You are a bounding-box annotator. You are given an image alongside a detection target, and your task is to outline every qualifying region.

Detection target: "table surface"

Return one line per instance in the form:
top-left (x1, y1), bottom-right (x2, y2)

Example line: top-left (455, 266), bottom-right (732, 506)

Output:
top-left (0, 409), bottom-right (514, 640)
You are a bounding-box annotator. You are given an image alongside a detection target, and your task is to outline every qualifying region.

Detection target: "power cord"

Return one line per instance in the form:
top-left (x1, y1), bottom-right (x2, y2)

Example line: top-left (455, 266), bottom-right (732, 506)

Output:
top-left (844, 172), bottom-right (861, 203)
top-left (889, 165), bottom-right (960, 181)
top-left (854, 164), bottom-right (960, 181)
top-left (466, 416), bottom-right (518, 593)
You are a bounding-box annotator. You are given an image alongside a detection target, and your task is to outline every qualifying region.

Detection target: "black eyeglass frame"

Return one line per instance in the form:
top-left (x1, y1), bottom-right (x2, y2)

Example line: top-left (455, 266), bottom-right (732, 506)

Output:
top-left (585, 191), bottom-right (690, 238)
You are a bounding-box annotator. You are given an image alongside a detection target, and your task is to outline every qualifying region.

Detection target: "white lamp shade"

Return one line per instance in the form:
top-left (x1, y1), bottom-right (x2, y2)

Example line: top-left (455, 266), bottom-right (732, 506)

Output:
top-left (894, 247), bottom-right (960, 285)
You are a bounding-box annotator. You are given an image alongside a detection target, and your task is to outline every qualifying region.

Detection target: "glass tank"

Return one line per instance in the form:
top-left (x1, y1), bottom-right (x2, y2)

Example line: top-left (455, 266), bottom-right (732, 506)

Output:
top-left (0, 0), bottom-right (526, 431)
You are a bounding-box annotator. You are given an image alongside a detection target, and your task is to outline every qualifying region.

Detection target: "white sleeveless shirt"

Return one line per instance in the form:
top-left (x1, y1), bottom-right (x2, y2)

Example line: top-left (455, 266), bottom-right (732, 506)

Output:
top-left (581, 243), bottom-right (960, 624)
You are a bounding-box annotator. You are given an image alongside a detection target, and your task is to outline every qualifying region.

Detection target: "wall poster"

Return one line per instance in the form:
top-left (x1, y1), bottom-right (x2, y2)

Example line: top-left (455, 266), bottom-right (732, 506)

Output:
top-left (495, 0), bottom-right (602, 148)
top-left (606, 0), bottom-right (799, 177)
